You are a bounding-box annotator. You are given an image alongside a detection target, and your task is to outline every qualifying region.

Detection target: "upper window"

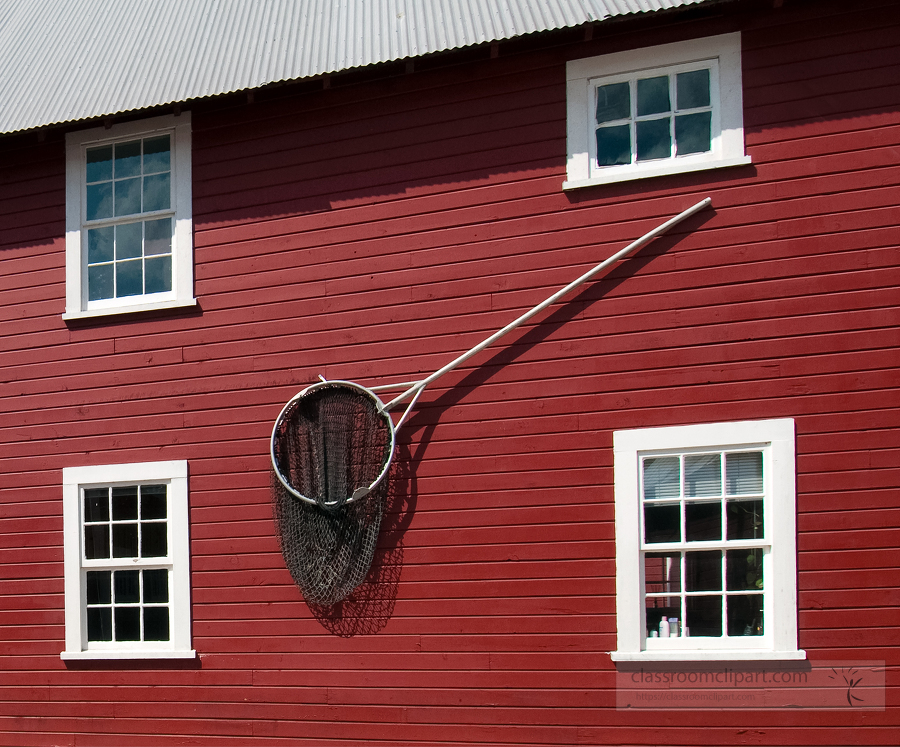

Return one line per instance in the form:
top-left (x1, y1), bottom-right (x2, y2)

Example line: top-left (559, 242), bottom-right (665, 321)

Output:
top-left (611, 419), bottom-right (804, 662)
top-left (61, 461), bottom-right (194, 659)
top-left (64, 114), bottom-right (194, 320)
top-left (565, 33), bottom-right (750, 189)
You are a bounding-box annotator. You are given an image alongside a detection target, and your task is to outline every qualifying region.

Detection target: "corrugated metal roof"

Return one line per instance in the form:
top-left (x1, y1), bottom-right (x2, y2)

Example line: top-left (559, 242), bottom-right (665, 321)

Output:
top-left (0, 0), bottom-right (709, 135)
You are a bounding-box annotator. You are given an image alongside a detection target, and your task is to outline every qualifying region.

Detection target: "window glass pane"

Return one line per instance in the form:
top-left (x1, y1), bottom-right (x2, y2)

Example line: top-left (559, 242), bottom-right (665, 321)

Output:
top-left (685, 550), bottom-right (721, 591)
top-left (143, 135), bottom-right (171, 174)
top-left (87, 226), bottom-right (114, 264)
top-left (86, 145), bottom-right (113, 183)
top-left (114, 570), bottom-right (140, 603)
top-left (675, 112), bottom-right (711, 155)
top-left (676, 69), bottom-right (711, 109)
top-left (83, 488), bottom-right (109, 522)
top-left (143, 569), bottom-right (169, 603)
top-left (141, 523), bottom-right (168, 557)
top-left (144, 218), bottom-right (172, 256)
top-left (114, 177), bottom-right (141, 216)
top-left (88, 264), bottom-right (114, 301)
top-left (595, 82), bottom-right (630, 124)
top-left (686, 595), bottom-right (722, 636)
top-left (111, 486), bottom-right (138, 520)
top-left (685, 501), bottom-right (721, 541)
top-left (644, 503), bottom-right (680, 544)
top-left (727, 499), bottom-right (763, 539)
top-left (637, 75), bottom-right (670, 116)
top-left (636, 117), bottom-right (671, 161)
top-left (143, 607), bottom-right (170, 641)
top-left (114, 140), bottom-right (142, 178)
top-left (646, 599), bottom-right (681, 639)
top-left (87, 608), bottom-right (112, 642)
top-left (115, 607), bottom-right (141, 641)
top-left (144, 255), bottom-right (172, 295)
top-left (112, 523), bottom-right (139, 557)
top-left (115, 222), bottom-right (142, 260)
top-left (86, 571), bottom-right (111, 605)
top-left (645, 552), bottom-right (681, 594)
top-left (140, 485), bottom-right (167, 520)
top-left (116, 259), bottom-right (143, 298)
top-left (643, 457), bottom-right (680, 499)
top-left (726, 548), bottom-right (763, 591)
top-left (726, 451), bottom-right (763, 494)
top-left (595, 124), bottom-right (631, 166)
top-left (684, 454), bottom-right (721, 497)
top-left (84, 525), bottom-right (110, 559)
top-left (86, 182), bottom-right (113, 221)
top-left (727, 594), bottom-right (763, 636)
top-left (143, 173), bottom-right (171, 212)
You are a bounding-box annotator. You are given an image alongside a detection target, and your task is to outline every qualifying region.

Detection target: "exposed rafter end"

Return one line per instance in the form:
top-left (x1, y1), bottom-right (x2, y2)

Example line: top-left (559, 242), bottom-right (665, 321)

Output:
top-left (583, 23), bottom-right (594, 42)
top-left (490, 41), bottom-right (499, 59)
top-left (405, 59), bottom-right (415, 74)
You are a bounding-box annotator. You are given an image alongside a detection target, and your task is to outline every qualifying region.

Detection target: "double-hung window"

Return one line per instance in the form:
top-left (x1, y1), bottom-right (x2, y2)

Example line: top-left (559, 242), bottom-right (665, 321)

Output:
top-left (64, 113), bottom-right (194, 320)
top-left (565, 33), bottom-right (750, 188)
top-left (611, 419), bottom-right (803, 661)
top-left (62, 461), bottom-right (194, 659)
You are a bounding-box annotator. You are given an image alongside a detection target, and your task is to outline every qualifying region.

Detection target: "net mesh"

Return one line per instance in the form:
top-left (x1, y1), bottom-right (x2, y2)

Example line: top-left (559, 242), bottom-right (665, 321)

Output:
top-left (271, 384), bottom-right (394, 605)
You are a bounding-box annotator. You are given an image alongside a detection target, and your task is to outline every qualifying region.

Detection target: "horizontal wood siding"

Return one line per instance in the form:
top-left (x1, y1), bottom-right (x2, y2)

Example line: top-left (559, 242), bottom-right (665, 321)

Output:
top-left (0, 0), bottom-right (898, 743)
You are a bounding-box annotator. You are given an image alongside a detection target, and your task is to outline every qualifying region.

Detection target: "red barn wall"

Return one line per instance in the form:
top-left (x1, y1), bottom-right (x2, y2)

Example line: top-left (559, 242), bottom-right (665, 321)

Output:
top-left (0, 0), bottom-right (898, 743)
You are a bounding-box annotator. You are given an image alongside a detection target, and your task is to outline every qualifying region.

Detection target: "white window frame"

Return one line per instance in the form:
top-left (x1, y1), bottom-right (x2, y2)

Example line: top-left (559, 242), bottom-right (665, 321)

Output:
top-left (564, 33), bottom-right (751, 189)
top-left (63, 113), bottom-right (195, 320)
top-left (611, 419), bottom-right (804, 662)
top-left (61, 460), bottom-right (195, 660)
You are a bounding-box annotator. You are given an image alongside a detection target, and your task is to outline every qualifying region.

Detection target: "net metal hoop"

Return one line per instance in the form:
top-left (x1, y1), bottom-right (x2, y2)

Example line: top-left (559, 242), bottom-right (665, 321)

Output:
top-left (270, 379), bottom-right (397, 507)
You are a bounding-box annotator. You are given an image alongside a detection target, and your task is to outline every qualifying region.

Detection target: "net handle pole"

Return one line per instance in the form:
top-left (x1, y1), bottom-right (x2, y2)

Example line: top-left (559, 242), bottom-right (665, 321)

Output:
top-left (382, 198), bottom-right (711, 413)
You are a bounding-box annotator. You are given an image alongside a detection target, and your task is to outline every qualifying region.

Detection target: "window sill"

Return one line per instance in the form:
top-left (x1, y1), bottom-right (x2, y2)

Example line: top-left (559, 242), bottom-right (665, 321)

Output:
top-left (61, 649), bottom-right (197, 661)
top-left (563, 154), bottom-right (751, 191)
top-left (63, 297), bottom-right (197, 321)
top-left (611, 649), bottom-right (806, 663)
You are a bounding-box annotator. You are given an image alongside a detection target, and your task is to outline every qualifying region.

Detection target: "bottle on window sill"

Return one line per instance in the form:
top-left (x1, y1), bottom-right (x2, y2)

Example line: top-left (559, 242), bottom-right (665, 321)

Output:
top-left (659, 617), bottom-right (669, 638)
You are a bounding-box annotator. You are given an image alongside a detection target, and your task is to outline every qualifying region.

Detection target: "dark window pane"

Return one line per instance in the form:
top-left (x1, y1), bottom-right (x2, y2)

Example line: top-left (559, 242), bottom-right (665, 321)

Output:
top-left (595, 124), bottom-right (631, 166)
top-left (112, 523), bottom-right (139, 557)
top-left (143, 173), bottom-right (171, 212)
top-left (728, 594), bottom-right (764, 636)
top-left (644, 503), bottom-right (680, 543)
top-left (677, 69), bottom-right (710, 109)
top-left (595, 82), bottom-right (630, 124)
top-left (84, 525), bottom-right (110, 559)
top-left (112, 486), bottom-right (138, 520)
top-left (87, 608), bottom-right (112, 641)
top-left (646, 600), bottom-right (681, 639)
top-left (86, 145), bottom-right (113, 183)
top-left (686, 550), bottom-right (722, 591)
top-left (637, 75), bottom-right (670, 116)
top-left (143, 135), bottom-right (171, 174)
top-left (86, 571), bottom-right (111, 605)
top-left (84, 488), bottom-right (109, 522)
top-left (143, 569), bottom-right (169, 603)
top-left (726, 548), bottom-right (764, 591)
top-left (675, 112), bottom-right (711, 155)
top-left (114, 140), bottom-right (142, 178)
top-left (114, 607), bottom-right (141, 641)
top-left (645, 552), bottom-right (681, 594)
top-left (114, 570), bottom-right (140, 603)
top-left (726, 451), bottom-right (763, 494)
top-left (141, 523), bottom-right (168, 557)
top-left (87, 264), bottom-right (114, 301)
top-left (685, 501), bottom-right (721, 541)
top-left (116, 259), bottom-right (143, 298)
top-left (636, 117), bottom-right (671, 161)
top-left (144, 218), bottom-right (172, 256)
top-left (144, 255), bottom-right (172, 295)
top-left (114, 176), bottom-right (141, 216)
top-left (727, 499), bottom-right (764, 540)
top-left (686, 595), bottom-right (722, 636)
top-left (140, 485), bottom-right (167, 519)
top-left (115, 221), bottom-right (142, 260)
top-left (143, 607), bottom-right (170, 641)
top-left (86, 182), bottom-right (113, 221)
top-left (643, 456), bottom-right (680, 499)
top-left (87, 226), bottom-right (114, 264)
top-left (684, 454), bottom-right (720, 497)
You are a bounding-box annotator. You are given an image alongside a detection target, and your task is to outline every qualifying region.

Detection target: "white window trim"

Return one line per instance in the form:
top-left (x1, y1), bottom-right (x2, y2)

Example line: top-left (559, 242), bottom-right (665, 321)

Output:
top-left (61, 460), bottom-right (195, 660)
top-left (611, 419), bottom-right (804, 662)
top-left (564, 33), bottom-right (751, 190)
top-left (63, 113), bottom-right (195, 320)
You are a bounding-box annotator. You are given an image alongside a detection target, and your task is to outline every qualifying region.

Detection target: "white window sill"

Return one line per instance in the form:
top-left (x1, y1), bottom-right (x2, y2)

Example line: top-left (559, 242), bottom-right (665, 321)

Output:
top-left (563, 155), bottom-right (751, 191)
top-left (63, 297), bottom-right (197, 321)
top-left (61, 649), bottom-right (197, 661)
top-left (611, 649), bottom-right (806, 663)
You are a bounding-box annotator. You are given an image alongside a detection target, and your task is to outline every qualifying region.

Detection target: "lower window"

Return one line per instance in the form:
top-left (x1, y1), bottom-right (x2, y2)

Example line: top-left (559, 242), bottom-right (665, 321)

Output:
top-left (62, 461), bottom-right (194, 659)
top-left (611, 419), bottom-right (803, 661)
